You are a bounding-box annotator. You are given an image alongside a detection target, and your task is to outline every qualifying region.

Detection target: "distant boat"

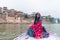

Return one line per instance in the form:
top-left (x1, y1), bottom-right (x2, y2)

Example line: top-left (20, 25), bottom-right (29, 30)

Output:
top-left (14, 32), bottom-right (60, 40)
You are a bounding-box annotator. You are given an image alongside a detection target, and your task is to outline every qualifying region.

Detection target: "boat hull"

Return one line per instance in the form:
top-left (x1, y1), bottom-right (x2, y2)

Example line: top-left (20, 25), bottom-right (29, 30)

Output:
top-left (14, 33), bottom-right (60, 40)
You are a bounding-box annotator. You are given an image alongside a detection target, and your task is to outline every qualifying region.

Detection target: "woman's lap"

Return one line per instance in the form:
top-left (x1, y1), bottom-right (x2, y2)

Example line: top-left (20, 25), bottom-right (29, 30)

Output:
top-left (27, 27), bottom-right (49, 38)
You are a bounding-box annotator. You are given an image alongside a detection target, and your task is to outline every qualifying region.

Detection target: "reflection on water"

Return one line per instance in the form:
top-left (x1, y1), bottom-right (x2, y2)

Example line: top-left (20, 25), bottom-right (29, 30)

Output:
top-left (0, 24), bottom-right (30, 40)
top-left (43, 24), bottom-right (60, 36)
top-left (0, 24), bottom-right (60, 40)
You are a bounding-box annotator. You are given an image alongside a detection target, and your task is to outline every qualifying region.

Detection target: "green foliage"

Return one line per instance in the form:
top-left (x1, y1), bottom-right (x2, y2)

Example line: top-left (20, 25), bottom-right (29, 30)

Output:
top-left (24, 14), bottom-right (28, 18)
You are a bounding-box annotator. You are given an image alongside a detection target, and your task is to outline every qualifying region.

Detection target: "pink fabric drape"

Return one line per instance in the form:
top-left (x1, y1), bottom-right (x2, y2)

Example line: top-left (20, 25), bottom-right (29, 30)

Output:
top-left (30, 21), bottom-right (43, 38)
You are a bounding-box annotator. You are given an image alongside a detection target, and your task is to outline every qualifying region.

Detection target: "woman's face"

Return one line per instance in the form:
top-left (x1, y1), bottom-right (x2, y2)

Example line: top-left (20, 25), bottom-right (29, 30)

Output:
top-left (36, 14), bottom-right (40, 18)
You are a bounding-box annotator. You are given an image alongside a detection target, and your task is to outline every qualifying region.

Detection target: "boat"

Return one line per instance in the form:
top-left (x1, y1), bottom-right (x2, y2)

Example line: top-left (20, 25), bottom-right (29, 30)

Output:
top-left (14, 32), bottom-right (60, 40)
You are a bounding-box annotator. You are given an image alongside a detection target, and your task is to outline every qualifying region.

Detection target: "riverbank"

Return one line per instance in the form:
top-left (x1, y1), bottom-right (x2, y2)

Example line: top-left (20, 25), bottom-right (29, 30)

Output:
top-left (0, 17), bottom-right (52, 24)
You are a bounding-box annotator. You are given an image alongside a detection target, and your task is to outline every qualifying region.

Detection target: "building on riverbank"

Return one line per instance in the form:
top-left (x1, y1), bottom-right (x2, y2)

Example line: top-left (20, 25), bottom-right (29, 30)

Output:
top-left (0, 7), bottom-right (2, 18)
top-left (0, 7), bottom-right (24, 23)
top-left (0, 7), bottom-right (60, 24)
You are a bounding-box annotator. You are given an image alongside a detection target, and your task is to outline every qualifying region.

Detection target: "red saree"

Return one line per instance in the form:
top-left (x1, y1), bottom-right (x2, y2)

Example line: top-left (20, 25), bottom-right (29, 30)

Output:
top-left (30, 21), bottom-right (43, 38)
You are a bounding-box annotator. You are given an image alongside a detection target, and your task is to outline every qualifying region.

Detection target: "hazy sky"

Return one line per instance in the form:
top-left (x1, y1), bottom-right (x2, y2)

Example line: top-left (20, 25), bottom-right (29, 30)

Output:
top-left (0, 0), bottom-right (60, 18)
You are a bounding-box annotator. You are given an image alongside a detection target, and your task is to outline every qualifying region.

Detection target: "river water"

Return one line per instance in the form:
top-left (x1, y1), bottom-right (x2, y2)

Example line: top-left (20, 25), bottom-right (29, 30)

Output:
top-left (0, 24), bottom-right (60, 40)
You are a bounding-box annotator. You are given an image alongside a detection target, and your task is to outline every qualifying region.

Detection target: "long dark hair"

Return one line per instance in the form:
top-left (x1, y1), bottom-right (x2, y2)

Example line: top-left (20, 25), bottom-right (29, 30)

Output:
top-left (34, 12), bottom-right (41, 24)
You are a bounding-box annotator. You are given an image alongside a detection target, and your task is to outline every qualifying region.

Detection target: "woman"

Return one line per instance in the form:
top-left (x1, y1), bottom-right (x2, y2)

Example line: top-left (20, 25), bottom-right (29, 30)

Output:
top-left (27, 12), bottom-right (49, 38)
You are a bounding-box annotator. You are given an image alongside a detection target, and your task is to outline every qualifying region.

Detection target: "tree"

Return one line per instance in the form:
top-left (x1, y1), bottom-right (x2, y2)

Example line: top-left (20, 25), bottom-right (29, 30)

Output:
top-left (24, 14), bottom-right (28, 18)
